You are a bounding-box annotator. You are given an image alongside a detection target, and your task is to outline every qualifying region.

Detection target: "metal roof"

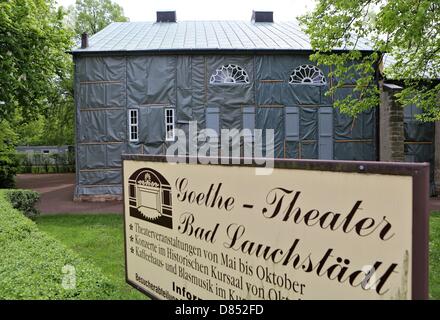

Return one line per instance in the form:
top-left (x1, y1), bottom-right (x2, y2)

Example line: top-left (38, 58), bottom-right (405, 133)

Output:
top-left (383, 54), bottom-right (440, 80)
top-left (72, 21), bottom-right (374, 53)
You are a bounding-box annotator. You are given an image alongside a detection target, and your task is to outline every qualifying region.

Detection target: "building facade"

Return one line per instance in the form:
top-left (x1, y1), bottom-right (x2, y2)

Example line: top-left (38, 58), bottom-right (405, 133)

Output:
top-left (71, 11), bottom-right (434, 200)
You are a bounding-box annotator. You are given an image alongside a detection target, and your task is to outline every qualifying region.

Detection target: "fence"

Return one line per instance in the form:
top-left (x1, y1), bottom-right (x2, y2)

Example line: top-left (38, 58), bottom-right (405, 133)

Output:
top-left (16, 151), bottom-right (75, 174)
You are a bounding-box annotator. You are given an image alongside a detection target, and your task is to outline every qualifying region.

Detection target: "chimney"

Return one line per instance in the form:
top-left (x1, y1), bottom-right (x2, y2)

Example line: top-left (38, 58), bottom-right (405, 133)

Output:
top-left (81, 32), bottom-right (89, 49)
top-left (251, 11), bottom-right (274, 23)
top-left (156, 11), bottom-right (177, 23)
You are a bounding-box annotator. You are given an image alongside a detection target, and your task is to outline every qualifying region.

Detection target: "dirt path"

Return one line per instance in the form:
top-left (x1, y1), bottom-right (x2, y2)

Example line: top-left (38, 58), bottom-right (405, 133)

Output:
top-left (16, 174), bottom-right (122, 215)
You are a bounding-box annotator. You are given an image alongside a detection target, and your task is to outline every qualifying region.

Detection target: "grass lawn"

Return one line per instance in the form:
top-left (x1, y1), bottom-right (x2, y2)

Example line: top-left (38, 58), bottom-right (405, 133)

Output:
top-left (430, 212), bottom-right (440, 299)
top-left (36, 213), bottom-right (440, 300)
top-left (36, 214), bottom-right (147, 300)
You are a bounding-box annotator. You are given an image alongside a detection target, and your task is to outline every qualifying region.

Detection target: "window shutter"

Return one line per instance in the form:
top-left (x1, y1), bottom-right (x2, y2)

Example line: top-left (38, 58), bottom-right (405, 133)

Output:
top-left (206, 107), bottom-right (220, 134)
top-left (318, 107), bottom-right (333, 159)
top-left (285, 106), bottom-right (299, 141)
top-left (243, 107), bottom-right (255, 132)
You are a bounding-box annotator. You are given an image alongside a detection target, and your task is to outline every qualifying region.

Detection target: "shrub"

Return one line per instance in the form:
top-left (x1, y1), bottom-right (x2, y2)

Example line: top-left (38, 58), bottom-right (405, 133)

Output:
top-left (5, 190), bottom-right (40, 219)
top-left (0, 190), bottom-right (116, 300)
top-left (0, 121), bottom-right (18, 188)
top-left (0, 152), bottom-right (18, 188)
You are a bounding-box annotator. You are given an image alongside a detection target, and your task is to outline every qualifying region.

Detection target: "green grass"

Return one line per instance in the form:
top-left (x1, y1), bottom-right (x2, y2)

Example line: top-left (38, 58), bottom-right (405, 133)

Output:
top-left (35, 214), bottom-right (147, 300)
top-left (35, 213), bottom-right (440, 300)
top-left (430, 212), bottom-right (440, 300)
top-left (0, 191), bottom-right (115, 300)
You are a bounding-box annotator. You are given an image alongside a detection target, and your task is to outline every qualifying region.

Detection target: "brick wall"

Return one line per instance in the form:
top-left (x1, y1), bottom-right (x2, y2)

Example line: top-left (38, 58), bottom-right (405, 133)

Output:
top-left (380, 82), bottom-right (405, 162)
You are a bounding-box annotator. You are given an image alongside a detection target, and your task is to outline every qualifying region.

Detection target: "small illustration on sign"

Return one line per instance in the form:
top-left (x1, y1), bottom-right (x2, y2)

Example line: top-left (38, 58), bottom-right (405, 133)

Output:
top-left (128, 167), bottom-right (173, 229)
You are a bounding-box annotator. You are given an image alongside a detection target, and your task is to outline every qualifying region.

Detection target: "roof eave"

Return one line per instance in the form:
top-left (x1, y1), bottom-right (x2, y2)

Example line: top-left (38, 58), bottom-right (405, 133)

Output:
top-left (70, 48), bottom-right (376, 56)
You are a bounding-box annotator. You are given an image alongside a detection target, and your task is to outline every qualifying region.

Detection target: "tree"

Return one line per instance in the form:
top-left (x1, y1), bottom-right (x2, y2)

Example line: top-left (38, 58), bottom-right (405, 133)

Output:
top-left (0, 0), bottom-right (76, 188)
top-left (299, 0), bottom-right (440, 121)
top-left (0, 120), bottom-right (18, 187)
top-left (10, 0), bottom-right (129, 148)
top-left (70, 0), bottom-right (128, 36)
top-left (0, 0), bottom-right (74, 123)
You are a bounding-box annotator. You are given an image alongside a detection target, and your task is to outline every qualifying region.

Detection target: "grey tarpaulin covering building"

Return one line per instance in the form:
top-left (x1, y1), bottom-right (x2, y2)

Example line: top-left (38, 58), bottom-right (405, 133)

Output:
top-left (71, 11), bottom-right (378, 200)
top-left (382, 56), bottom-right (437, 194)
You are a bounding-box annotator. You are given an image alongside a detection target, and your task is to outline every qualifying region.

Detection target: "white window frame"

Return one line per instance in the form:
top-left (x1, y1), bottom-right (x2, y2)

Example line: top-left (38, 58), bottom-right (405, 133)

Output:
top-left (289, 64), bottom-right (327, 85)
top-left (209, 64), bottom-right (250, 84)
top-left (128, 109), bottom-right (139, 142)
top-left (165, 108), bottom-right (175, 141)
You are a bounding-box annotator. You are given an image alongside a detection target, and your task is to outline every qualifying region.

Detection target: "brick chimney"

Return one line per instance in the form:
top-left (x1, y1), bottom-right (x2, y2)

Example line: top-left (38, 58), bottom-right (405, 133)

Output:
top-left (81, 32), bottom-right (89, 49)
top-left (251, 11), bottom-right (274, 23)
top-left (156, 11), bottom-right (177, 23)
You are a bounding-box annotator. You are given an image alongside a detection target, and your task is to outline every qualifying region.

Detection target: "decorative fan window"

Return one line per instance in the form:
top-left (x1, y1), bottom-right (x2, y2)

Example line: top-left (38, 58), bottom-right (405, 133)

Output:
top-left (289, 65), bottom-right (326, 85)
top-left (210, 64), bottom-right (250, 84)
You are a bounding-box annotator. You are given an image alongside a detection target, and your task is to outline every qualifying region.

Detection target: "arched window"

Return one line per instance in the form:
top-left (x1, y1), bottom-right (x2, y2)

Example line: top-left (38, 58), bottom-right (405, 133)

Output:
top-left (210, 64), bottom-right (250, 84)
top-left (289, 65), bottom-right (326, 85)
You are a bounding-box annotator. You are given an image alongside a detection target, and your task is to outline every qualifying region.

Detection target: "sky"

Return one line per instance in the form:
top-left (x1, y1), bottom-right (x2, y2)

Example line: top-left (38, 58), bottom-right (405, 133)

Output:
top-left (56, 0), bottom-right (315, 21)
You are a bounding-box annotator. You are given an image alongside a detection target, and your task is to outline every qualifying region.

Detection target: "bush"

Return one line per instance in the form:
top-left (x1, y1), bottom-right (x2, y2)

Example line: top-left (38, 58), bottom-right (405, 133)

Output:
top-left (0, 190), bottom-right (116, 300)
top-left (0, 152), bottom-right (18, 188)
top-left (5, 190), bottom-right (40, 219)
top-left (0, 121), bottom-right (19, 188)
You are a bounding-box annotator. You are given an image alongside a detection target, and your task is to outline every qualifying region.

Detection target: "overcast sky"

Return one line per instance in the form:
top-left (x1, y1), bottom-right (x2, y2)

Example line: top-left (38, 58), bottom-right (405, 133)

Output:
top-left (56, 0), bottom-right (315, 21)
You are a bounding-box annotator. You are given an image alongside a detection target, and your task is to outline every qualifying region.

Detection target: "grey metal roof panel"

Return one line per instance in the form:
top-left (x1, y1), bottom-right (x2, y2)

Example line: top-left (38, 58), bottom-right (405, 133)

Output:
top-left (383, 54), bottom-right (439, 80)
top-left (72, 21), bottom-right (374, 53)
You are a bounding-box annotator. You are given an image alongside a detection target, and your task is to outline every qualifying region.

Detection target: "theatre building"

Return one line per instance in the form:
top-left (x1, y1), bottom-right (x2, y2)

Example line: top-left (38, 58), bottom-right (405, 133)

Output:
top-left (71, 11), bottom-right (438, 200)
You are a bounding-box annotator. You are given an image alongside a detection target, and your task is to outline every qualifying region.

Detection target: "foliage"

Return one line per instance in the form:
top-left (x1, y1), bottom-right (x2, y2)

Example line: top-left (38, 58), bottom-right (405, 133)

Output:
top-left (3, 0), bottom-right (129, 148)
top-left (17, 165), bottom-right (75, 174)
top-left (0, 154), bottom-right (17, 188)
top-left (35, 64), bottom-right (75, 146)
top-left (0, 121), bottom-right (19, 188)
top-left (41, 98), bottom-right (75, 146)
top-left (15, 116), bottom-right (45, 146)
top-left (0, 0), bottom-right (74, 148)
top-left (0, 191), bottom-right (116, 299)
top-left (5, 189), bottom-right (40, 219)
top-left (13, 84), bottom-right (74, 146)
top-left (0, 0), bottom-right (74, 123)
top-left (14, 115), bottom-right (74, 147)
top-left (36, 214), bottom-right (147, 300)
top-left (68, 0), bottom-right (128, 36)
top-left (299, 0), bottom-right (440, 120)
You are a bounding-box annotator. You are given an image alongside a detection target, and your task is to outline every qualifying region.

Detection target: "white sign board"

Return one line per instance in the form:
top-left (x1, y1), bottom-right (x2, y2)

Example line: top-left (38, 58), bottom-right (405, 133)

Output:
top-left (123, 157), bottom-right (429, 300)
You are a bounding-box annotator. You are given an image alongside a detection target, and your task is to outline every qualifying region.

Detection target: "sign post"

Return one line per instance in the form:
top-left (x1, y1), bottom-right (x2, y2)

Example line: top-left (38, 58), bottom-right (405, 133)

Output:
top-left (122, 155), bottom-right (429, 300)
